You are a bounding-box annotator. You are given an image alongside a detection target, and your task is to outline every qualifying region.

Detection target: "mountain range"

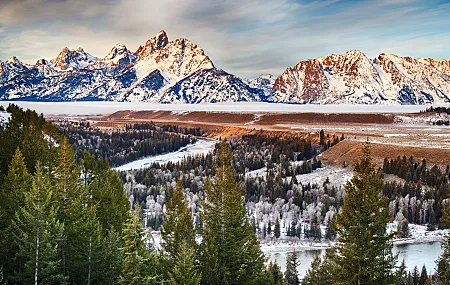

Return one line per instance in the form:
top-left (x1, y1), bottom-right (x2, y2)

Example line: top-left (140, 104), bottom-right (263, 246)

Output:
top-left (1, 30), bottom-right (449, 104)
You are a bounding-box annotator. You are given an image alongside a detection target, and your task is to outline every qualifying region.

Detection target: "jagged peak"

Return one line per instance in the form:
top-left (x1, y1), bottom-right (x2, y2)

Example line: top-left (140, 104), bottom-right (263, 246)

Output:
top-left (5, 56), bottom-right (22, 65)
top-left (104, 43), bottom-right (130, 60)
top-left (35, 58), bottom-right (48, 66)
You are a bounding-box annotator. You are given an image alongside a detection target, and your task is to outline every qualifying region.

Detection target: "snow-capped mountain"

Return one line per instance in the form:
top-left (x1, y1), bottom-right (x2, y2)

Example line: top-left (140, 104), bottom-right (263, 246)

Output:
top-left (271, 50), bottom-right (450, 104)
top-left (1, 35), bottom-right (450, 105)
top-left (245, 74), bottom-right (276, 97)
top-left (0, 30), bottom-right (263, 103)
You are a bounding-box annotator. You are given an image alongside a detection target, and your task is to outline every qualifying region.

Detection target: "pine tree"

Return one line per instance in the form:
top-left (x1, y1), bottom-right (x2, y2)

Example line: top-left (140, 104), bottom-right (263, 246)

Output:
top-left (332, 144), bottom-right (396, 285)
top-left (120, 206), bottom-right (159, 285)
top-left (412, 266), bottom-right (420, 285)
top-left (437, 203), bottom-right (450, 284)
top-left (419, 265), bottom-right (427, 285)
top-left (396, 259), bottom-right (409, 285)
top-left (168, 241), bottom-right (201, 285)
top-left (0, 148), bottom-right (32, 279)
top-left (99, 228), bottom-right (124, 284)
top-left (13, 163), bottom-right (67, 284)
top-left (200, 142), bottom-right (266, 285)
top-left (274, 217), bottom-right (281, 239)
top-left (89, 167), bottom-right (129, 234)
top-left (284, 250), bottom-right (300, 285)
top-left (266, 261), bottom-right (283, 285)
top-left (161, 180), bottom-right (198, 280)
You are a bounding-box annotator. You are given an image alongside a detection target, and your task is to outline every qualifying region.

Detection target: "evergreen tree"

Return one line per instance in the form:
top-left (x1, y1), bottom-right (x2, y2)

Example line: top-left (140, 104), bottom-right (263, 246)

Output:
top-left (437, 203), bottom-right (450, 284)
top-left (301, 254), bottom-right (333, 285)
top-left (274, 217), bottom-right (281, 239)
top-left (266, 261), bottom-right (283, 285)
top-left (419, 265), bottom-right (427, 285)
top-left (120, 206), bottom-right (159, 285)
top-left (90, 167), bottom-right (129, 234)
top-left (284, 250), bottom-right (300, 285)
top-left (200, 142), bottom-right (266, 285)
top-left (332, 144), bottom-right (396, 285)
top-left (99, 228), bottom-right (124, 284)
top-left (161, 180), bottom-right (198, 281)
top-left (396, 259), bottom-right (409, 285)
top-left (412, 266), bottom-right (419, 285)
top-left (13, 164), bottom-right (67, 284)
top-left (0, 148), bottom-right (32, 279)
top-left (168, 241), bottom-right (201, 285)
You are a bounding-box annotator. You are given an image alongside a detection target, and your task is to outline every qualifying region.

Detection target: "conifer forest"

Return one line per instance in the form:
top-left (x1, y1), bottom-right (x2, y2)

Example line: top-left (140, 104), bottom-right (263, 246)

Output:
top-left (1, 104), bottom-right (450, 285)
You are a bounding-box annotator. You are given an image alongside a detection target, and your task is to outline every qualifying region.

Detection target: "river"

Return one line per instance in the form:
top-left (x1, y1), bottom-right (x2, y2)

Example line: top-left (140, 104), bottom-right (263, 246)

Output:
top-left (265, 241), bottom-right (443, 279)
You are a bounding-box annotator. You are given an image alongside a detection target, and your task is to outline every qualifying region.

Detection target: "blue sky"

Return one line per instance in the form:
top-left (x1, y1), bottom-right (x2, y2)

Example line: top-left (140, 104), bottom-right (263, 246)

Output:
top-left (0, 0), bottom-right (449, 78)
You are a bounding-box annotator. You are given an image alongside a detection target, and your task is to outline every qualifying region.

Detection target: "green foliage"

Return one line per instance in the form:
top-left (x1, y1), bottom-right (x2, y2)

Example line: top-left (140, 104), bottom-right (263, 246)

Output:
top-left (266, 261), bottom-right (284, 285)
top-left (13, 164), bottom-right (67, 284)
top-left (284, 250), bottom-right (299, 285)
top-left (120, 206), bottom-right (160, 285)
top-left (332, 144), bottom-right (397, 285)
top-left (168, 241), bottom-right (201, 285)
top-left (200, 141), bottom-right (266, 285)
top-left (0, 148), bottom-right (32, 274)
top-left (161, 180), bottom-right (198, 281)
top-left (274, 217), bottom-right (281, 239)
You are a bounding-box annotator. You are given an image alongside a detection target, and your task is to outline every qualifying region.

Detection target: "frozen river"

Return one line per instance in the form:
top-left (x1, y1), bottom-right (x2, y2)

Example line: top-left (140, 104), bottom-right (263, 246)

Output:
top-left (265, 241), bottom-right (443, 279)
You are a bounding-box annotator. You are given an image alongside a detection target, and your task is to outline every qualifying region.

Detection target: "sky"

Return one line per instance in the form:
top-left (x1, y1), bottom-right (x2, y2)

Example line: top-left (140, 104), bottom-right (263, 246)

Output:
top-left (0, 0), bottom-right (449, 78)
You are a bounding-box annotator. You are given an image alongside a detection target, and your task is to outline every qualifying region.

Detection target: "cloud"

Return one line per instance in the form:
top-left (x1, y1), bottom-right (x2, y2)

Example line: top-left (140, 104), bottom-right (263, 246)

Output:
top-left (0, 0), bottom-right (449, 77)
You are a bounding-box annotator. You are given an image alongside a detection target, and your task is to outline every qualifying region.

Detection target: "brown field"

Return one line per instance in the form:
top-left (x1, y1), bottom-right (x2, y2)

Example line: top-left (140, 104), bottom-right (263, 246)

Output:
top-left (50, 109), bottom-right (450, 168)
top-left (321, 139), bottom-right (450, 168)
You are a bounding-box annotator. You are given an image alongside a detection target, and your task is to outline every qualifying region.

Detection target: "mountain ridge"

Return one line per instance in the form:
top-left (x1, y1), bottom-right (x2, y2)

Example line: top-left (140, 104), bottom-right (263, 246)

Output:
top-left (1, 32), bottom-right (449, 104)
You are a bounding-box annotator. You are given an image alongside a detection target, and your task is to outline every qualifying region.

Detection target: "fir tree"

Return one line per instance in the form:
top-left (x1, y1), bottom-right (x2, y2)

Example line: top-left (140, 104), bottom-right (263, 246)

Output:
top-left (412, 266), bottom-right (420, 285)
top-left (332, 144), bottom-right (396, 285)
top-left (284, 250), bottom-right (300, 285)
top-left (437, 203), bottom-right (450, 284)
top-left (161, 180), bottom-right (197, 280)
top-left (266, 261), bottom-right (283, 285)
top-left (274, 217), bottom-right (281, 239)
top-left (200, 142), bottom-right (266, 285)
top-left (419, 265), bottom-right (427, 285)
top-left (168, 241), bottom-right (201, 285)
top-left (13, 163), bottom-right (67, 284)
top-left (120, 206), bottom-right (159, 285)
top-left (0, 148), bottom-right (32, 279)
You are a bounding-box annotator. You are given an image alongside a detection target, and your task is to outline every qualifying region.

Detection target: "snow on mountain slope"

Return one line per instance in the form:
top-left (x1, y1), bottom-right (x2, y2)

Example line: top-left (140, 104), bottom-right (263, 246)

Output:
top-left (272, 51), bottom-right (450, 104)
top-left (245, 74), bottom-right (276, 97)
top-left (1, 34), bottom-right (450, 105)
top-left (0, 30), bottom-right (264, 103)
top-left (163, 68), bottom-right (263, 103)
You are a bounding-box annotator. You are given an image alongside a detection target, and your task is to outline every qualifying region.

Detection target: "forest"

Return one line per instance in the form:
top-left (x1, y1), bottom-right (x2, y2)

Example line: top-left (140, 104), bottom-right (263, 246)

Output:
top-left (2, 104), bottom-right (450, 284)
top-left (58, 121), bottom-right (197, 167)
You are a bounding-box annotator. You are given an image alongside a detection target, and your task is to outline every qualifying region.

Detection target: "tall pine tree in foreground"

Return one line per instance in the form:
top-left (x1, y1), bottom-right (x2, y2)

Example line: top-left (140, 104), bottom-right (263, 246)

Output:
top-left (14, 163), bottom-right (67, 284)
top-left (437, 199), bottom-right (450, 284)
top-left (120, 206), bottom-right (160, 285)
top-left (200, 141), bottom-right (266, 285)
top-left (161, 180), bottom-right (199, 282)
top-left (332, 144), bottom-right (396, 285)
top-left (284, 250), bottom-right (300, 285)
top-left (0, 148), bottom-right (32, 279)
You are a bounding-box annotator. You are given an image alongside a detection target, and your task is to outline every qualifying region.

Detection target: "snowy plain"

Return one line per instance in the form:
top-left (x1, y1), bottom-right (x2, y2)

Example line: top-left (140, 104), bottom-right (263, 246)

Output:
top-left (0, 101), bottom-right (436, 116)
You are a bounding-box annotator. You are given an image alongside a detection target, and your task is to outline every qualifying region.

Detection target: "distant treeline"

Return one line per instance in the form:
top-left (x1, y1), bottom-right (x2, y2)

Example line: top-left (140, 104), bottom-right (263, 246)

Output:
top-left (60, 123), bottom-right (196, 167)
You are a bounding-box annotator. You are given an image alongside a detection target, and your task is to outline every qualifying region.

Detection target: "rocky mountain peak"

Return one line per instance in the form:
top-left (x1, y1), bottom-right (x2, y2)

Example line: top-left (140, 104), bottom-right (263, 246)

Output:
top-left (52, 47), bottom-right (98, 70)
top-left (138, 30), bottom-right (169, 58)
top-left (5, 56), bottom-right (23, 65)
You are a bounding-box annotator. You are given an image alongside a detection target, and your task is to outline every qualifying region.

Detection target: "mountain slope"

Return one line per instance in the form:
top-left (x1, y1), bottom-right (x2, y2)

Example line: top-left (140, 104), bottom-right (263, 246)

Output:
top-left (0, 31), bottom-right (263, 103)
top-left (272, 51), bottom-right (450, 104)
